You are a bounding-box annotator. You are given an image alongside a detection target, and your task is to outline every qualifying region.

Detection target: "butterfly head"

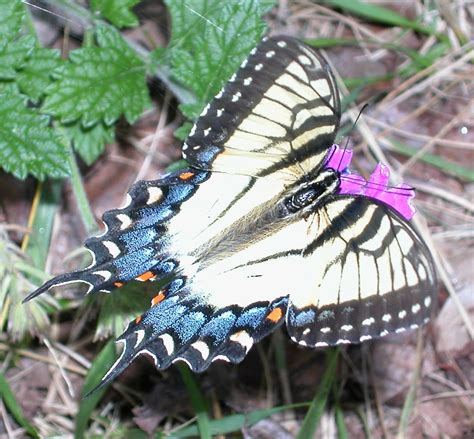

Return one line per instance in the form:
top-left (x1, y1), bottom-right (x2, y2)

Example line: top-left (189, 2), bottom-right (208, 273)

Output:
top-left (284, 169), bottom-right (340, 214)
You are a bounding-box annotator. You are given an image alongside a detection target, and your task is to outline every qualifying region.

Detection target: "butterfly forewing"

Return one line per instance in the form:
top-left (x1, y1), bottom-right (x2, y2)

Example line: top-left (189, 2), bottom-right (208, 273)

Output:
top-left (183, 36), bottom-right (340, 179)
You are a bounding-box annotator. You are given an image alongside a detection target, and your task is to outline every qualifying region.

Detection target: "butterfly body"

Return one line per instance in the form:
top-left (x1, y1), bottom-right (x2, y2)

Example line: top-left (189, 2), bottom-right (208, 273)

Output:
top-left (25, 35), bottom-right (436, 390)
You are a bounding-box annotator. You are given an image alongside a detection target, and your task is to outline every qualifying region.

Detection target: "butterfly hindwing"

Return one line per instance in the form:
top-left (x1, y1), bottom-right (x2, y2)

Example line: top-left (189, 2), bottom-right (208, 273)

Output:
top-left (96, 293), bottom-right (289, 389)
top-left (287, 196), bottom-right (436, 347)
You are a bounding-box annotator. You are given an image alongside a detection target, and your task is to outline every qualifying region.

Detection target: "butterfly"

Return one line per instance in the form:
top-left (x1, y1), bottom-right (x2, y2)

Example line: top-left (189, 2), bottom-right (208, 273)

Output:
top-left (25, 36), bottom-right (436, 390)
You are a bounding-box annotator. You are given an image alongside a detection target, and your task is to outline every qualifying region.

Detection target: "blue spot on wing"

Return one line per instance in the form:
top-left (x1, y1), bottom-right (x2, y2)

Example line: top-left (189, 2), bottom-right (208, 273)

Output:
top-left (173, 311), bottom-right (207, 343)
top-left (121, 228), bottom-right (158, 252)
top-left (112, 247), bottom-right (159, 280)
top-left (200, 311), bottom-right (237, 344)
top-left (135, 206), bottom-right (174, 226)
top-left (165, 184), bottom-right (195, 204)
top-left (291, 308), bottom-right (316, 327)
top-left (236, 306), bottom-right (267, 329)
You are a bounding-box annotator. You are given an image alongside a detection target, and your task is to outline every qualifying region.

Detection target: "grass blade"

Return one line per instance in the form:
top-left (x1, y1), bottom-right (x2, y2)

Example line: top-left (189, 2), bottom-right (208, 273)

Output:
top-left (325, 0), bottom-right (437, 36)
top-left (0, 370), bottom-right (39, 438)
top-left (397, 330), bottom-right (423, 438)
top-left (178, 364), bottom-right (212, 439)
top-left (389, 139), bottom-right (474, 182)
top-left (335, 405), bottom-right (349, 439)
top-left (296, 348), bottom-right (339, 439)
top-left (170, 402), bottom-right (310, 437)
top-left (75, 340), bottom-right (116, 439)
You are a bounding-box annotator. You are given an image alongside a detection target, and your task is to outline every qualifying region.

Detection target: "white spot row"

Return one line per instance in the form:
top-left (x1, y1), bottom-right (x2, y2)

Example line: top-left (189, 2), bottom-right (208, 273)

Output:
top-left (213, 355), bottom-right (230, 363)
top-left (147, 186), bottom-right (163, 205)
top-left (116, 213), bottom-right (132, 230)
top-left (362, 317), bottom-right (375, 326)
top-left (232, 92), bottom-right (241, 102)
top-left (103, 240), bottom-right (120, 258)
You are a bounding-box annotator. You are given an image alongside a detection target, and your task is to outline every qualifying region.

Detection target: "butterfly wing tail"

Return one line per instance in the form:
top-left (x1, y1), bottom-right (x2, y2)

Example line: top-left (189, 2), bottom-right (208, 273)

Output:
top-left (23, 270), bottom-right (90, 303)
top-left (24, 168), bottom-right (211, 303)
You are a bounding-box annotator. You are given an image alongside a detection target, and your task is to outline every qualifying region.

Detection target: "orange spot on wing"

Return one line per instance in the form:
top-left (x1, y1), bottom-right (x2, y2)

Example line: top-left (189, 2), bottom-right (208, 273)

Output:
top-left (135, 315), bottom-right (142, 324)
top-left (179, 171), bottom-right (195, 180)
top-left (266, 307), bottom-right (283, 323)
top-left (137, 271), bottom-right (155, 282)
top-left (151, 291), bottom-right (166, 306)
top-left (114, 282), bottom-right (124, 288)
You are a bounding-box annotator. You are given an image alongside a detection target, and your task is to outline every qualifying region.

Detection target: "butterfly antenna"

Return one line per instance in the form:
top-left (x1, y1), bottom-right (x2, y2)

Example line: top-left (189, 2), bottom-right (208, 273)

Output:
top-left (336, 103), bottom-right (369, 172)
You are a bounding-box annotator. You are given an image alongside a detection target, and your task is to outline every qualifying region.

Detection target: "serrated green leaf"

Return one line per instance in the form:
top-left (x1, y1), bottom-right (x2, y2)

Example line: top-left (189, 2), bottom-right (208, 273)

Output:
top-left (0, 0), bottom-right (25, 37)
top-left (0, 90), bottom-right (70, 180)
top-left (43, 25), bottom-right (151, 126)
top-left (178, 101), bottom-right (204, 120)
top-left (16, 47), bottom-right (63, 102)
top-left (166, 0), bottom-right (269, 114)
top-left (174, 121), bottom-right (193, 140)
top-left (91, 0), bottom-right (141, 28)
top-left (0, 80), bottom-right (20, 94)
top-left (0, 35), bottom-right (35, 79)
top-left (64, 120), bottom-right (115, 165)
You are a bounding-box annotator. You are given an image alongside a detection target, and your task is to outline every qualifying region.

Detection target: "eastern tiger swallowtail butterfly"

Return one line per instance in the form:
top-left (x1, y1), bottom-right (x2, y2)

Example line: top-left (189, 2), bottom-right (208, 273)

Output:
top-left (25, 35), bottom-right (436, 391)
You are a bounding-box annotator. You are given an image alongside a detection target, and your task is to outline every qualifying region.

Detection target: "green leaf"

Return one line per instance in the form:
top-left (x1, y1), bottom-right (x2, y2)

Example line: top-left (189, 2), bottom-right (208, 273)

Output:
top-left (178, 102), bottom-right (204, 120)
top-left (91, 0), bottom-right (141, 28)
top-left (76, 340), bottom-right (116, 439)
top-left (0, 371), bottom-right (39, 438)
top-left (43, 25), bottom-right (151, 126)
top-left (64, 120), bottom-right (115, 165)
top-left (0, 90), bottom-right (70, 180)
top-left (166, 0), bottom-right (271, 115)
top-left (173, 121), bottom-right (193, 140)
top-left (16, 47), bottom-right (64, 102)
top-left (0, 0), bottom-right (25, 37)
top-left (0, 35), bottom-right (35, 79)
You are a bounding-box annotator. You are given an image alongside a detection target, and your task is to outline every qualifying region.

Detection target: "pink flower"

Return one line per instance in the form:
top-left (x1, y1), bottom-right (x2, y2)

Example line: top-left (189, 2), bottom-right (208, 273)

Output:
top-left (325, 145), bottom-right (416, 220)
